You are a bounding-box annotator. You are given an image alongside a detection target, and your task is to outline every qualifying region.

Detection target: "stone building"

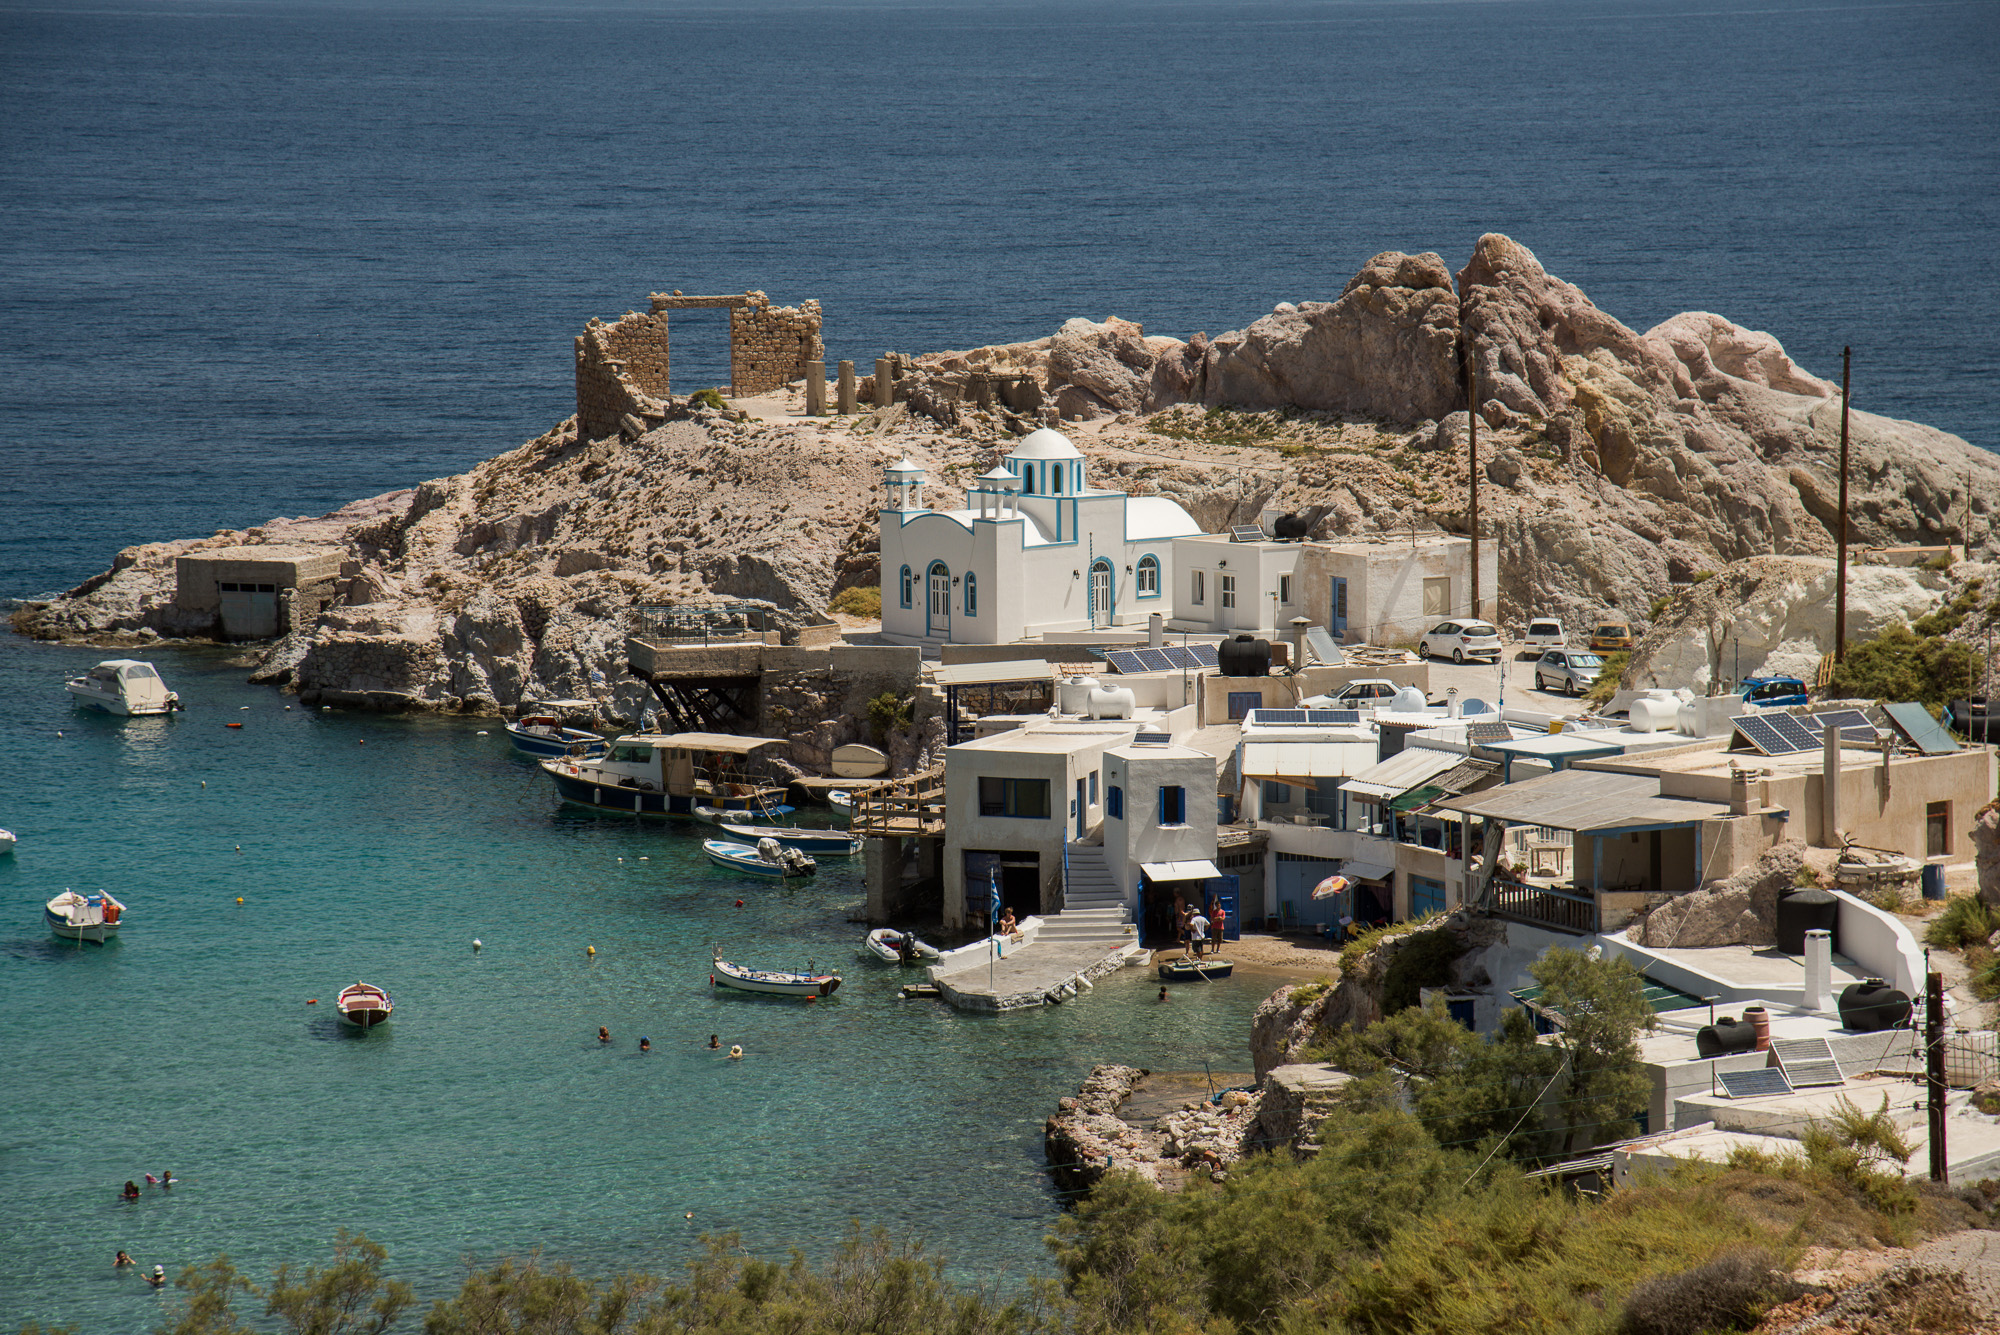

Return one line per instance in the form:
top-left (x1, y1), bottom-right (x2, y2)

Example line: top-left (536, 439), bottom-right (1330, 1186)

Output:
top-left (174, 545), bottom-right (342, 640)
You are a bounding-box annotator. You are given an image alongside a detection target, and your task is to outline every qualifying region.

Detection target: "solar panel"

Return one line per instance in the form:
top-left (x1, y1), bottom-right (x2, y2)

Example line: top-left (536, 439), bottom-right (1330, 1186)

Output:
top-left (1716, 1068), bottom-right (1793, 1099)
top-left (1809, 709), bottom-right (1877, 743)
top-left (1305, 627), bottom-right (1344, 666)
top-left (1157, 646), bottom-right (1199, 670)
top-left (1132, 731), bottom-right (1172, 745)
top-left (1732, 714), bottom-right (1803, 756)
top-left (1768, 713), bottom-right (1823, 750)
top-left (1882, 701), bottom-right (1962, 755)
top-left (1772, 1037), bottom-right (1845, 1089)
top-left (1134, 648), bottom-right (1177, 672)
top-left (1248, 709), bottom-right (1306, 725)
top-left (1229, 524), bottom-right (1265, 543)
top-left (1467, 721), bottom-right (1512, 745)
top-left (1187, 643), bottom-right (1220, 668)
top-left (1102, 650), bottom-right (1146, 675)
top-left (1311, 709), bottom-right (1361, 724)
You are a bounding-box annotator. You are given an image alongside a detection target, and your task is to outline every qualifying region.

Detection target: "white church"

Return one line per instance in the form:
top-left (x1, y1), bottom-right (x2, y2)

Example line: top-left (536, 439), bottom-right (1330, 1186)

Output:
top-left (877, 429), bottom-right (1204, 644)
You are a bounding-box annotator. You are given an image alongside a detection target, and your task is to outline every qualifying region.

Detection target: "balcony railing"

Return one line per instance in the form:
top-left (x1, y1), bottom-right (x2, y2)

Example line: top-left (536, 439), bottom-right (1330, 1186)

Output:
top-left (1487, 878), bottom-right (1599, 935)
top-left (850, 769), bottom-right (946, 839)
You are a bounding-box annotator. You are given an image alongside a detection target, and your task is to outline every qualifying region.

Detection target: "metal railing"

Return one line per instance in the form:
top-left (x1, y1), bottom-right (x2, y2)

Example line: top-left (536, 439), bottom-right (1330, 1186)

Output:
top-left (851, 770), bottom-right (945, 838)
top-left (1488, 878), bottom-right (1599, 935)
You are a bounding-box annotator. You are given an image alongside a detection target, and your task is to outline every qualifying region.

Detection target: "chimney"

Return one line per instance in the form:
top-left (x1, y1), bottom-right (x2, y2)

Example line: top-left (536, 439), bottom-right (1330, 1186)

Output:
top-left (1803, 928), bottom-right (1833, 1011)
top-left (1729, 768), bottom-right (1752, 816)
top-left (1290, 616), bottom-right (1310, 671)
top-left (1149, 612), bottom-right (1164, 648)
top-left (1821, 720), bottom-right (1841, 847)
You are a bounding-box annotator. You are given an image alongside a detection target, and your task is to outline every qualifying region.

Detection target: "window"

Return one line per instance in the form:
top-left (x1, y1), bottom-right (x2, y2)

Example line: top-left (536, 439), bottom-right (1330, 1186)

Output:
top-left (1136, 555), bottom-right (1160, 597)
top-left (1927, 802), bottom-right (1951, 857)
top-left (899, 565), bottom-right (913, 609)
top-left (1107, 785), bottom-right (1124, 819)
top-left (1191, 570), bottom-right (1205, 605)
top-left (1159, 785), bottom-right (1186, 825)
top-left (608, 745), bottom-right (653, 764)
top-left (964, 571), bottom-right (977, 616)
top-left (978, 776), bottom-right (1050, 819)
top-left (1220, 574), bottom-right (1236, 609)
top-left (1279, 574), bottom-right (1292, 604)
top-left (1262, 780), bottom-right (1292, 806)
top-left (1052, 467), bottom-right (1065, 495)
top-left (1422, 576), bottom-right (1450, 618)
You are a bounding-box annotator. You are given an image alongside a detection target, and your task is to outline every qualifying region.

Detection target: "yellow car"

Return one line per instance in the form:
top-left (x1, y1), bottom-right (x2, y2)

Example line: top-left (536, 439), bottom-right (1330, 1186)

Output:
top-left (1588, 618), bottom-right (1633, 653)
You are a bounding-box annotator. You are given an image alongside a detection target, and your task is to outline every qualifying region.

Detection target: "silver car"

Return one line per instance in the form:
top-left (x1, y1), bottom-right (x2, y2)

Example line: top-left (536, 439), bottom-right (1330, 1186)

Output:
top-left (1534, 648), bottom-right (1605, 696)
top-left (1418, 620), bottom-right (1502, 664)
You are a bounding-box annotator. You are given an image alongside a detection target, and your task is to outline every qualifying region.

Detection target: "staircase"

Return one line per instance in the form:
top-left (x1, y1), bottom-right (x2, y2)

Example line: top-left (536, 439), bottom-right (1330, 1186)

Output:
top-left (1039, 843), bottom-right (1136, 946)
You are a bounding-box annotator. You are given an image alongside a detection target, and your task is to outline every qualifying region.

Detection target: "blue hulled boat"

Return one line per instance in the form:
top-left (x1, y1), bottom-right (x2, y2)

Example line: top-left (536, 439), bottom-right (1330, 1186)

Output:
top-left (504, 714), bottom-right (608, 758)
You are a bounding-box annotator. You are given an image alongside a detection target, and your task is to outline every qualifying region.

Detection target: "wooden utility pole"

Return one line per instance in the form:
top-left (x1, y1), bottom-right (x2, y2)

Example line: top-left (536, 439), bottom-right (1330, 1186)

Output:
top-left (1835, 347), bottom-right (1852, 661)
top-left (1467, 350), bottom-right (1481, 620)
top-left (1927, 968), bottom-right (1948, 1183)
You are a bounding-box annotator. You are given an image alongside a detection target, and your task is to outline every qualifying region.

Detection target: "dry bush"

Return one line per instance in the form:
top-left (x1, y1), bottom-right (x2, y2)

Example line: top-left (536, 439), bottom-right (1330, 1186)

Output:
top-left (1618, 1246), bottom-right (1795, 1335)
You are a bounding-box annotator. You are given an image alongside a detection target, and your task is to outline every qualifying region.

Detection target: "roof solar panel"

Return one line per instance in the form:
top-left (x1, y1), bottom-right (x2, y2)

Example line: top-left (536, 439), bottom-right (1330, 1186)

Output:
top-left (1311, 709), bottom-right (1361, 724)
top-left (1229, 524), bottom-right (1265, 543)
top-left (1716, 1068), bottom-right (1793, 1099)
top-left (1808, 709), bottom-right (1878, 744)
top-left (1187, 643), bottom-right (1220, 668)
top-left (1769, 714), bottom-right (1823, 750)
top-left (1306, 627), bottom-right (1344, 666)
top-left (1772, 1037), bottom-right (1845, 1089)
top-left (1158, 645), bottom-right (1198, 670)
top-left (1882, 701), bottom-right (1962, 755)
top-left (1102, 650), bottom-right (1146, 675)
top-left (1732, 714), bottom-right (1802, 755)
top-left (1137, 648), bottom-right (1178, 672)
top-left (1247, 709), bottom-right (1303, 725)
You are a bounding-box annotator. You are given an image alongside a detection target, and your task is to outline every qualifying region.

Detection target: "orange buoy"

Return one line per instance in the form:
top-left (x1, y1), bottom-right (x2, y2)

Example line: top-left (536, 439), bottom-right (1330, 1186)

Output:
top-left (734, 899), bottom-right (744, 908)
top-left (226, 722), bottom-right (243, 729)
top-left (307, 999), bottom-right (318, 1005)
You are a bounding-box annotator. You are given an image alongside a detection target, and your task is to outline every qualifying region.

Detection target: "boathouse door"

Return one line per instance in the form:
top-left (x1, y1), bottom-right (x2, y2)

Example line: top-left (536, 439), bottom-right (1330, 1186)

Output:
top-left (1089, 560), bottom-right (1113, 628)
top-left (926, 562), bottom-right (950, 638)
top-left (1329, 576), bottom-right (1348, 638)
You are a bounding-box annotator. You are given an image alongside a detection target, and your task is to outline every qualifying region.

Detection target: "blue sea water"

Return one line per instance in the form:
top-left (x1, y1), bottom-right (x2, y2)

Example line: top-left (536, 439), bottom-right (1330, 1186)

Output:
top-left (1, 0), bottom-right (1996, 1326)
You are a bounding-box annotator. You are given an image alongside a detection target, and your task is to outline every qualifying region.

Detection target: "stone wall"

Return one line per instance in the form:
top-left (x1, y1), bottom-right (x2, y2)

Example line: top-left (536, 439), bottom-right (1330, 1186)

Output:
top-left (728, 292), bottom-right (823, 397)
top-left (575, 291), bottom-right (823, 438)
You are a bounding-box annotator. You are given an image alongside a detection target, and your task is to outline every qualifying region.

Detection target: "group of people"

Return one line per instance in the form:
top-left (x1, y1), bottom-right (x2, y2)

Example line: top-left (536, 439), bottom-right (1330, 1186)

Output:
top-left (114, 1177), bottom-right (176, 1290)
top-left (119, 1171), bottom-right (173, 1201)
top-left (598, 1028), bottom-right (742, 1058)
top-left (114, 1250), bottom-right (167, 1288)
top-left (1178, 897), bottom-right (1227, 958)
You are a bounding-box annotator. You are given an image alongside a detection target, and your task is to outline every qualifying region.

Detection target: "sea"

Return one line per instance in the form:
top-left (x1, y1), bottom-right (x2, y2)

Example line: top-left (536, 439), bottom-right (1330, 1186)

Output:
top-left (0, 0), bottom-right (1994, 1327)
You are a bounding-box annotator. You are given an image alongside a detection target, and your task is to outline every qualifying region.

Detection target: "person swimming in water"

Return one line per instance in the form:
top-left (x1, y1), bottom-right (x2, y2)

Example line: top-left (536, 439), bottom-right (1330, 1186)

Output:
top-left (638, 1036), bottom-right (651, 1052)
top-left (147, 1265), bottom-right (166, 1288)
top-left (159, 1170), bottom-right (175, 1188)
top-left (598, 1026), bottom-right (610, 1044)
top-left (115, 1251), bottom-right (134, 1267)
top-left (707, 1034), bottom-right (720, 1049)
top-left (122, 1181), bottom-right (140, 1201)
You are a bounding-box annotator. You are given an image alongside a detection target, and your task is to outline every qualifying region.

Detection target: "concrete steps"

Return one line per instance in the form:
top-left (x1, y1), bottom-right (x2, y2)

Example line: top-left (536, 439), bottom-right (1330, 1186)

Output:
top-left (1049, 843), bottom-right (1132, 943)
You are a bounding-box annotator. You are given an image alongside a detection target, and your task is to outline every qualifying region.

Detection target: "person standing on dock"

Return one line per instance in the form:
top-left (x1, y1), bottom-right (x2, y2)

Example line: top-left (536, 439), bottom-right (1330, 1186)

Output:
top-left (1187, 911), bottom-right (1209, 958)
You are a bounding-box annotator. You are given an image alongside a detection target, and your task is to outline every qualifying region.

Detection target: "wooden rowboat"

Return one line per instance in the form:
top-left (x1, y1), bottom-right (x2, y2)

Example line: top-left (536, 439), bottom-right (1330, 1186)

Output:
top-left (711, 952), bottom-right (841, 998)
top-left (716, 823), bottom-right (860, 855)
top-left (1158, 957), bottom-right (1233, 982)
top-left (336, 981), bottom-right (394, 1028)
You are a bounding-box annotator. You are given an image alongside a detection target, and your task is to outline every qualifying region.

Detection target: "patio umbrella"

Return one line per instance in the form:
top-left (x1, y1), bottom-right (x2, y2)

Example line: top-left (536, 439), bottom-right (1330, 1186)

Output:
top-left (1311, 874), bottom-right (1350, 900)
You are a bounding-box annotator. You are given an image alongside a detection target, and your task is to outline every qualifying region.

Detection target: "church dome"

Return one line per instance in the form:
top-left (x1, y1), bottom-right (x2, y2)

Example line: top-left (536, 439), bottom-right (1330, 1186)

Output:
top-left (1006, 428), bottom-right (1083, 461)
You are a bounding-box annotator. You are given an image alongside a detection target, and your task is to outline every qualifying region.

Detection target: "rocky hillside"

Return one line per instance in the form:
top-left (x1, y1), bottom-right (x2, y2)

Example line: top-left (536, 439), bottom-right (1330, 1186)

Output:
top-left (15, 234), bottom-right (1998, 714)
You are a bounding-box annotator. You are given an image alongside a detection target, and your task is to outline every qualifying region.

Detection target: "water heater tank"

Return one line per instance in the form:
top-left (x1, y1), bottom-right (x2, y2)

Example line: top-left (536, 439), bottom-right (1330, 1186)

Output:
top-left (1057, 675), bottom-right (1098, 714)
top-left (1629, 689), bottom-right (1680, 733)
top-left (1216, 634), bottom-right (1271, 677)
top-left (1087, 686), bottom-right (1137, 720)
top-left (1391, 685), bottom-right (1428, 713)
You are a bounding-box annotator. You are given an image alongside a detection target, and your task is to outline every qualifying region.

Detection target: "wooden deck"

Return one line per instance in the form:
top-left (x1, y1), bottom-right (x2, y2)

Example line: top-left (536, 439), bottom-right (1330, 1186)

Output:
top-left (850, 768), bottom-right (945, 839)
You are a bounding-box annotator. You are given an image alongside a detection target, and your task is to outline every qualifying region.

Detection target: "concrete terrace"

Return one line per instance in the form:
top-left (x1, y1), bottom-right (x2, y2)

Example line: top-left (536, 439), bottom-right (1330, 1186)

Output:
top-left (931, 938), bottom-right (1143, 1012)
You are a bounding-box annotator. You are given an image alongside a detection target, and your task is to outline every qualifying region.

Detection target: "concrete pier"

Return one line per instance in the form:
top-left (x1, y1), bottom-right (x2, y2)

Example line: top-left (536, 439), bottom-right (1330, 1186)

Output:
top-left (931, 938), bottom-right (1142, 1012)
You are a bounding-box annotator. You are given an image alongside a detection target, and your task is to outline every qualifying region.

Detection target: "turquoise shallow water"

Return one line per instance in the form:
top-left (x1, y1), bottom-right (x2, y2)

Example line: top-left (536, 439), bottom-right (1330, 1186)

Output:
top-left (0, 635), bottom-right (1280, 1332)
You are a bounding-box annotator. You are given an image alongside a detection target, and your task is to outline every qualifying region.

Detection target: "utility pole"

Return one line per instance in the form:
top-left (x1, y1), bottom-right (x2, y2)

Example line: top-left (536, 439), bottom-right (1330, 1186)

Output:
top-left (1835, 347), bottom-right (1852, 661)
top-left (1927, 967), bottom-right (1948, 1183)
top-left (1467, 349), bottom-right (1481, 620)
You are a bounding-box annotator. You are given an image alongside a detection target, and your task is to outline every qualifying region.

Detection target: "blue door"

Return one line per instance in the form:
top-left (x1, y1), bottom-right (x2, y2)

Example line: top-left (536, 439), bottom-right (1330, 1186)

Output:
top-left (1411, 875), bottom-right (1446, 918)
top-left (1330, 576), bottom-right (1348, 638)
top-left (1200, 876), bottom-right (1241, 941)
top-left (1075, 778), bottom-right (1087, 840)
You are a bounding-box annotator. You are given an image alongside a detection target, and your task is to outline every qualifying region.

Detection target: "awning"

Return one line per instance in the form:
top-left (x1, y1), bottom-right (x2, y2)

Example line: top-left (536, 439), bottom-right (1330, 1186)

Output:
top-left (1341, 747), bottom-right (1461, 801)
top-left (1142, 860), bottom-right (1221, 882)
top-left (932, 660), bottom-right (1055, 688)
top-left (1340, 859), bottom-right (1394, 883)
top-left (1240, 740), bottom-right (1378, 781)
top-left (1389, 784), bottom-right (1446, 813)
top-left (1391, 757), bottom-right (1502, 812)
top-left (1434, 769), bottom-right (1728, 833)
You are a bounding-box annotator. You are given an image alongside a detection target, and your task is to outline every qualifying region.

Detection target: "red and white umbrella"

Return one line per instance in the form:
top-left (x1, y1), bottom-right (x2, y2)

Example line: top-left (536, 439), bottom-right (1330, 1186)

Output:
top-left (1311, 874), bottom-right (1350, 900)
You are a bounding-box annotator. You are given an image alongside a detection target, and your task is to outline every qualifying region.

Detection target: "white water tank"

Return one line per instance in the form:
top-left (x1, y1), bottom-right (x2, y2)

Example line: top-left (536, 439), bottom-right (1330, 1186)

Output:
top-left (1058, 675), bottom-right (1098, 714)
top-left (1087, 685), bottom-right (1136, 720)
top-left (1392, 685), bottom-right (1428, 713)
top-left (1629, 689), bottom-right (1681, 733)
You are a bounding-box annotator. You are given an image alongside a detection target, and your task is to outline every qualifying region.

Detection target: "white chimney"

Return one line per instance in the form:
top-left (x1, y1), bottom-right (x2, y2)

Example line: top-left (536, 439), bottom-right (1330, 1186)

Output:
top-left (1148, 612), bottom-right (1163, 648)
top-left (1803, 928), bottom-right (1832, 1012)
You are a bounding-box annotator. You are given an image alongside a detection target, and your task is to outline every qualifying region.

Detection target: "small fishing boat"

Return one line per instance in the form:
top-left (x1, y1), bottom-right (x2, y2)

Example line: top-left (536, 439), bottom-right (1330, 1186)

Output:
top-left (65, 660), bottom-right (181, 716)
top-left (1158, 957), bottom-right (1233, 982)
top-left (692, 802), bottom-right (795, 824)
top-left (827, 790), bottom-right (857, 817)
top-left (503, 714), bottom-right (606, 758)
top-left (542, 732), bottom-right (789, 817)
top-left (45, 890), bottom-right (125, 943)
top-left (703, 838), bottom-right (815, 879)
top-left (862, 927), bottom-right (940, 964)
top-left (716, 823), bottom-right (861, 856)
top-left (336, 982), bottom-right (394, 1028)
top-left (711, 951), bottom-right (841, 998)
top-left (0, 828), bottom-right (15, 855)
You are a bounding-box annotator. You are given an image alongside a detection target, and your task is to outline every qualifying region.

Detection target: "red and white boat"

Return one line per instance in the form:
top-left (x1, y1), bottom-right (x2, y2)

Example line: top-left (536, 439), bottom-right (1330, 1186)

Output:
top-left (336, 982), bottom-right (393, 1028)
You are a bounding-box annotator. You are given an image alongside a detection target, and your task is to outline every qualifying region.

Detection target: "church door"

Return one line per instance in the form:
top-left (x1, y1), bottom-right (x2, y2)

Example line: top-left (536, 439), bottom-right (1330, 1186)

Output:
top-left (1089, 560), bottom-right (1113, 629)
top-left (927, 562), bottom-right (951, 638)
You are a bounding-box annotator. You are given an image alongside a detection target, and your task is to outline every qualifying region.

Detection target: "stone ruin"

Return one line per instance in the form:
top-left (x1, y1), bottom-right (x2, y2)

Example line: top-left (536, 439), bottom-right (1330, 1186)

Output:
top-left (573, 289), bottom-right (823, 442)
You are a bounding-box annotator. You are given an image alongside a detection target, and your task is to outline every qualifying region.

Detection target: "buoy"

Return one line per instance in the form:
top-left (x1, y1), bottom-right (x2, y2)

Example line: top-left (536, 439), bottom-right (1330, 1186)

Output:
top-left (472, 939), bottom-right (482, 952)
top-left (357, 739), bottom-right (365, 746)
top-left (616, 857), bottom-right (623, 863)
top-left (685, 1211), bottom-right (694, 1219)
top-left (734, 899), bottom-right (744, 908)
top-left (587, 945), bottom-right (596, 956)
top-left (236, 897), bottom-right (243, 904)
top-left (226, 722), bottom-right (242, 729)
top-left (728, 1045), bottom-right (743, 1058)
top-left (200, 780), bottom-right (206, 788)
top-left (638, 856), bottom-right (649, 861)
top-left (235, 846), bottom-right (241, 853)
top-left (307, 999), bottom-right (317, 1005)
top-left (284, 705), bottom-right (292, 711)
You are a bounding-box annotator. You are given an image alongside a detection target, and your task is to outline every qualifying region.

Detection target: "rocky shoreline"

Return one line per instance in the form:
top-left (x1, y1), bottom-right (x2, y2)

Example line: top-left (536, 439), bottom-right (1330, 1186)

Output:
top-left (14, 234), bottom-right (1998, 726)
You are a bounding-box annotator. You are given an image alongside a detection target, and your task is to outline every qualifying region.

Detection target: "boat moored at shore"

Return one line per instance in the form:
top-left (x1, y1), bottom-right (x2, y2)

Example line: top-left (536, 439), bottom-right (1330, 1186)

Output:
top-left (503, 714), bottom-right (607, 758)
top-left (540, 732), bottom-right (790, 816)
top-left (65, 661), bottom-right (181, 716)
top-left (704, 838), bottom-right (815, 878)
top-left (716, 823), bottom-right (861, 856)
top-left (863, 928), bottom-right (940, 964)
top-left (45, 890), bottom-right (125, 943)
top-left (1158, 957), bottom-right (1233, 982)
top-left (711, 950), bottom-right (841, 998)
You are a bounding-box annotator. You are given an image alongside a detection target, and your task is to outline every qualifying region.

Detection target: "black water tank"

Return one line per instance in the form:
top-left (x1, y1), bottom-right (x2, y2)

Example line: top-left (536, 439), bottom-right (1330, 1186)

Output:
top-left (1696, 1017), bottom-right (1758, 1058)
top-left (1950, 698), bottom-right (1994, 743)
top-left (1838, 979), bottom-right (1912, 1032)
top-left (1775, 888), bottom-right (1838, 955)
top-left (1217, 634), bottom-right (1271, 678)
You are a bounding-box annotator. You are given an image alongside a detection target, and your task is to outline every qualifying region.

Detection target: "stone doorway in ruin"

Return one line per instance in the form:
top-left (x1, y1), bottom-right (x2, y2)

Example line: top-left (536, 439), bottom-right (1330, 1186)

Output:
top-left (667, 307), bottom-right (731, 397)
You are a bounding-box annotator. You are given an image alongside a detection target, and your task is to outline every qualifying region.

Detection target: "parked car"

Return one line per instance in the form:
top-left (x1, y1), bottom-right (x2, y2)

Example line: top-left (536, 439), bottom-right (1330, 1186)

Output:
top-left (1306, 678), bottom-right (1404, 706)
top-left (1739, 676), bottom-right (1808, 709)
top-left (1522, 617), bottom-right (1566, 651)
top-left (1418, 620), bottom-right (1502, 664)
top-left (1588, 617), bottom-right (1634, 652)
top-left (1533, 649), bottom-right (1605, 696)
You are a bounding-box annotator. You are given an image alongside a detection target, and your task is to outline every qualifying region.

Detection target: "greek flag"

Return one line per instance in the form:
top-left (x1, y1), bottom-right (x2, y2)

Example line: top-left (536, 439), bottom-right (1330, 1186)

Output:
top-left (990, 874), bottom-right (1002, 929)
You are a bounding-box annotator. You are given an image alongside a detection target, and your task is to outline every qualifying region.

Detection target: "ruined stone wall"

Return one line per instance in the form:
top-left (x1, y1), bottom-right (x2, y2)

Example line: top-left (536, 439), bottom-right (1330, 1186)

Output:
top-left (575, 313), bottom-right (670, 443)
top-left (730, 292), bottom-right (823, 396)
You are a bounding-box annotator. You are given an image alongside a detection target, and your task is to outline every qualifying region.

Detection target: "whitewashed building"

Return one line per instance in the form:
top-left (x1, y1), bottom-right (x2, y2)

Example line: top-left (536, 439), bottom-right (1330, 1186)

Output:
top-left (877, 429), bottom-right (1203, 645)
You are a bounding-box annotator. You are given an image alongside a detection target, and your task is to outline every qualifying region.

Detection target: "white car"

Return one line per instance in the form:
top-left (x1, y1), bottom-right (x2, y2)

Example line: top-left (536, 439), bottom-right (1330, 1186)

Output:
top-left (1522, 617), bottom-right (1565, 651)
top-left (1418, 620), bottom-right (1502, 664)
top-left (1305, 679), bottom-right (1403, 706)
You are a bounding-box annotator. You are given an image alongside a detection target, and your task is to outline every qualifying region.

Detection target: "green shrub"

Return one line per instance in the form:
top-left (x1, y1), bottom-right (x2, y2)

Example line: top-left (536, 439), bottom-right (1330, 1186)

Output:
top-left (1338, 913), bottom-right (1438, 973)
top-left (1913, 578), bottom-right (1983, 636)
top-left (1649, 594), bottom-right (1673, 619)
top-left (828, 585), bottom-right (881, 618)
top-left (1380, 925), bottom-right (1466, 1013)
top-left (1618, 1247), bottom-right (1794, 1335)
top-left (1585, 650), bottom-right (1631, 705)
top-left (1966, 945), bottom-right (2000, 1003)
top-left (1923, 551), bottom-right (1956, 572)
top-left (1288, 977), bottom-right (1334, 1006)
top-left (1924, 895), bottom-right (2000, 949)
top-left (688, 387), bottom-right (727, 411)
top-left (1867, 881), bottom-right (1908, 914)
top-left (865, 691), bottom-right (913, 747)
top-left (1827, 623), bottom-right (1982, 710)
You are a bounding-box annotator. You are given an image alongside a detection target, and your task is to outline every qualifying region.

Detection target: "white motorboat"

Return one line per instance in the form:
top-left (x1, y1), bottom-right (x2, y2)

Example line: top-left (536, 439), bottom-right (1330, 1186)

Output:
top-left (703, 838), bottom-right (815, 879)
top-left (0, 829), bottom-right (15, 855)
top-left (502, 714), bottom-right (606, 758)
top-left (65, 660), bottom-right (181, 716)
top-left (711, 950), bottom-right (841, 998)
top-left (336, 981), bottom-right (393, 1028)
top-left (46, 890), bottom-right (125, 943)
top-left (827, 791), bottom-right (856, 817)
top-left (862, 928), bottom-right (940, 964)
top-left (715, 822), bottom-right (861, 855)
